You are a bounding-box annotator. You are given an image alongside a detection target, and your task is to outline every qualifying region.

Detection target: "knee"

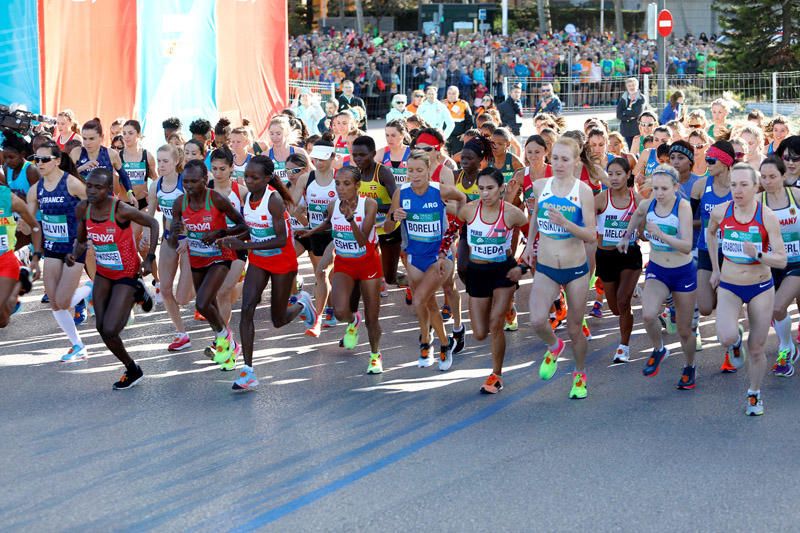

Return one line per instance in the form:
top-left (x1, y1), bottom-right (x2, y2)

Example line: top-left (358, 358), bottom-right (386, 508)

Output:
top-left (54, 294), bottom-right (72, 310)
top-left (698, 302), bottom-right (713, 316)
top-left (195, 294), bottom-right (214, 314)
top-left (718, 328), bottom-right (739, 347)
top-left (642, 308), bottom-right (659, 324)
top-left (99, 322), bottom-right (121, 339)
top-left (473, 328), bottom-right (488, 341)
top-left (677, 323), bottom-right (692, 341)
top-left (530, 312), bottom-right (549, 331)
top-left (608, 301), bottom-right (621, 316)
top-left (160, 284), bottom-right (176, 302)
top-left (773, 307), bottom-right (787, 321)
top-left (489, 315), bottom-right (505, 334)
top-left (566, 319), bottom-right (582, 338)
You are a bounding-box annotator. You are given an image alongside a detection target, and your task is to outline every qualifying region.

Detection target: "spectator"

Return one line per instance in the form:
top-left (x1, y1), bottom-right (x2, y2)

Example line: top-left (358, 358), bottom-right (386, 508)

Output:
top-left (406, 90), bottom-right (424, 114)
top-left (417, 85), bottom-right (454, 139)
top-left (616, 77), bottom-right (648, 149)
top-left (660, 90), bottom-right (685, 125)
top-left (337, 80), bottom-right (367, 130)
top-left (292, 90), bottom-right (326, 137)
top-left (533, 83), bottom-right (562, 116)
top-left (443, 86), bottom-right (473, 154)
top-left (498, 84), bottom-right (524, 136)
top-left (386, 94), bottom-right (411, 122)
top-left (318, 99), bottom-right (339, 135)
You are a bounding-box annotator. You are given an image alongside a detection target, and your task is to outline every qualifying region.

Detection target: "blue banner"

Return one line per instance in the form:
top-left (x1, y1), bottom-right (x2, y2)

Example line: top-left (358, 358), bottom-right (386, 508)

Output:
top-left (137, 0), bottom-right (218, 148)
top-left (0, 0), bottom-right (41, 113)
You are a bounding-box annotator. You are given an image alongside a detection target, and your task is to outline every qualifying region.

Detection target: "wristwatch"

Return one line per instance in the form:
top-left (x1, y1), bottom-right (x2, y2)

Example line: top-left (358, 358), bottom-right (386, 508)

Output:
top-left (757, 251), bottom-right (763, 259)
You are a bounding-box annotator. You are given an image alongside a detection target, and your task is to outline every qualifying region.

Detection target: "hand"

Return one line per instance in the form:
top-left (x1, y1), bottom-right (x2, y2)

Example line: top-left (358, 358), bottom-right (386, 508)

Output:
top-left (79, 161), bottom-right (99, 174)
top-left (522, 242), bottom-right (536, 267)
top-left (709, 270), bottom-right (720, 289)
top-left (30, 257), bottom-right (41, 281)
top-left (437, 256), bottom-right (447, 278)
top-left (506, 265), bottom-right (523, 282)
top-left (218, 236), bottom-right (246, 251)
top-left (139, 232), bottom-right (150, 253)
top-left (546, 207), bottom-right (567, 227)
top-left (176, 239), bottom-right (188, 255)
top-left (743, 241), bottom-right (757, 259)
top-left (645, 221), bottom-right (661, 239)
top-left (141, 257), bottom-right (153, 277)
top-left (616, 236), bottom-right (630, 254)
top-left (202, 230), bottom-right (225, 244)
top-left (392, 208), bottom-right (407, 222)
top-left (340, 202), bottom-right (355, 220)
top-left (64, 253), bottom-right (76, 267)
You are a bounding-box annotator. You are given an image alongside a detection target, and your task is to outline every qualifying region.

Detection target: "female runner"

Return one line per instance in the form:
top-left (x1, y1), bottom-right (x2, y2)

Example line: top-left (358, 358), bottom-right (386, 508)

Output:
top-left (218, 156), bottom-right (315, 391)
top-left (457, 168), bottom-right (527, 392)
top-left (70, 118), bottom-right (133, 202)
top-left (268, 116), bottom-right (308, 184)
top-left (28, 142), bottom-right (91, 361)
top-left (144, 144), bottom-right (195, 351)
top-left (67, 168), bottom-right (159, 389)
top-left (595, 157), bottom-right (642, 363)
top-left (385, 150), bottom-right (466, 370)
top-left (296, 166), bottom-right (384, 374)
top-left (759, 156), bottom-right (800, 376)
top-left (229, 127), bottom-right (253, 184)
top-left (619, 165), bottom-right (697, 388)
top-left (707, 164), bottom-right (786, 415)
top-left (55, 109), bottom-right (81, 151)
top-left (376, 119), bottom-right (412, 187)
top-left (169, 160), bottom-right (249, 370)
top-left (524, 137), bottom-right (596, 399)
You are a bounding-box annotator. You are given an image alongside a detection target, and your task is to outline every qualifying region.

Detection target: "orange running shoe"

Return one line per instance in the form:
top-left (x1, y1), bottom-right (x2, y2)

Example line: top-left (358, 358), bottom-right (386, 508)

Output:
top-left (480, 373), bottom-right (504, 394)
top-left (720, 352), bottom-right (738, 373)
top-left (194, 310), bottom-right (206, 321)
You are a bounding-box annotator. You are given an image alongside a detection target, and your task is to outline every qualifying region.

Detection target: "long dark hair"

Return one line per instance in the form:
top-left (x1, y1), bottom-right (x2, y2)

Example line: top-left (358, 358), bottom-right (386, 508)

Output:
top-left (250, 155), bottom-right (294, 206)
top-left (39, 141), bottom-right (81, 180)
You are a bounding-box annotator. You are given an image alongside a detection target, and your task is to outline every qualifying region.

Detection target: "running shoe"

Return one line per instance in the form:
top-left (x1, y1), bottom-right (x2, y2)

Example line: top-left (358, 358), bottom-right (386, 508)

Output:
top-left (84, 281), bottom-right (95, 317)
top-left (60, 344), bottom-right (87, 363)
top-left (612, 344), bottom-right (630, 364)
top-left (582, 318), bottom-right (592, 340)
top-left (204, 339), bottom-right (217, 359)
top-left (439, 336), bottom-right (455, 371)
top-left (720, 352), bottom-right (737, 373)
top-left (539, 337), bottom-right (565, 380)
top-left (549, 313), bottom-right (563, 331)
top-left (219, 342), bottom-right (240, 371)
top-left (791, 343), bottom-right (800, 364)
top-left (441, 304), bottom-right (452, 321)
top-left (589, 301), bottom-right (603, 318)
top-left (730, 324), bottom-right (747, 370)
top-left (677, 366), bottom-right (696, 390)
top-left (295, 274), bottom-right (303, 293)
top-left (396, 271), bottom-right (408, 287)
top-left (291, 290), bottom-right (317, 328)
top-left (213, 330), bottom-right (235, 365)
top-left (73, 300), bottom-right (86, 326)
top-left (773, 350), bottom-right (795, 378)
top-left (168, 333), bottom-right (191, 352)
top-left (232, 365), bottom-right (259, 391)
top-left (18, 267), bottom-right (32, 295)
top-left (342, 312), bottom-right (361, 350)
top-left (659, 308), bottom-right (677, 334)
top-left (305, 316), bottom-right (322, 338)
top-left (452, 326), bottom-right (466, 354)
top-left (746, 392), bottom-right (764, 416)
top-left (418, 343), bottom-right (434, 368)
top-left (367, 352), bottom-right (383, 374)
top-left (113, 364), bottom-right (144, 390)
top-left (322, 307), bottom-right (338, 328)
top-left (380, 280), bottom-right (389, 298)
top-left (569, 371), bottom-right (587, 399)
top-left (480, 373), bottom-right (504, 394)
top-left (41, 293), bottom-right (49, 304)
top-left (134, 279), bottom-right (154, 312)
top-left (404, 287), bottom-right (413, 305)
top-left (504, 305), bottom-right (518, 331)
top-left (643, 346), bottom-right (670, 377)
top-left (11, 301), bottom-right (21, 315)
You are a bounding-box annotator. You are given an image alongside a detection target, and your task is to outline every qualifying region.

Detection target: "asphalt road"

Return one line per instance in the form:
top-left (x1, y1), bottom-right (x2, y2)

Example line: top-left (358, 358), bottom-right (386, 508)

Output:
top-left (2, 255), bottom-right (800, 532)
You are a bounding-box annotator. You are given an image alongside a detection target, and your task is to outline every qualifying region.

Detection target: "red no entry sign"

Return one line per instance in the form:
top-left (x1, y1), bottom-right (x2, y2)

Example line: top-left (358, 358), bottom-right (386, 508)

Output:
top-left (657, 9), bottom-right (673, 38)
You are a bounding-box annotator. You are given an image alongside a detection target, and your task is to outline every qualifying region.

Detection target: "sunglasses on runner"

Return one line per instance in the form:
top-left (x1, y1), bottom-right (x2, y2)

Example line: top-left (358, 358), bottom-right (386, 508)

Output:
top-left (688, 123), bottom-right (702, 128)
top-left (639, 121), bottom-right (655, 127)
top-left (783, 154), bottom-right (800, 163)
top-left (416, 146), bottom-right (435, 152)
top-left (691, 143), bottom-right (706, 150)
top-left (33, 155), bottom-right (56, 163)
top-left (705, 157), bottom-right (718, 165)
top-left (286, 167), bottom-right (304, 175)
top-left (735, 151), bottom-right (745, 160)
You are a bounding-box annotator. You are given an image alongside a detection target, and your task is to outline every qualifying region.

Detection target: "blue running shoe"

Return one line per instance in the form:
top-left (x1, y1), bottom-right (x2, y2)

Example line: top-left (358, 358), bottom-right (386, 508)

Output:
top-left (73, 300), bottom-right (87, 325)
top-left (643, 346), bottom-right (669, 377)
top-left (60, 344), bottom-right (87, 363)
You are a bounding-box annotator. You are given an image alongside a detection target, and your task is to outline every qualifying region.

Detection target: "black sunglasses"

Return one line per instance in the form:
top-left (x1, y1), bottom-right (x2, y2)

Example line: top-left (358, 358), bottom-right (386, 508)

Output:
top-left (33, 155), bottom-right (56, 163)
top-left (286, 167), bottom-right (304, 175)
top-left (705, 157), bottom-right (718, 165)
top-left (783, 154), bottom-right (800, 163)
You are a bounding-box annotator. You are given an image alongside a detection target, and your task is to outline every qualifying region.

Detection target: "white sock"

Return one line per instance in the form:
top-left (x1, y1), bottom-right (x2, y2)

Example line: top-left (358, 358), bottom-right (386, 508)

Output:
top-left (70, 283), bottom-right (93, 308)
top-left (53, 309), bottom-right (81, 346)
top-left (747, 389), bottom-right (760, 397)
top-left (774, 316), bottom-right (793, 352)
top-left (216, 326), bottom-right (229, 340)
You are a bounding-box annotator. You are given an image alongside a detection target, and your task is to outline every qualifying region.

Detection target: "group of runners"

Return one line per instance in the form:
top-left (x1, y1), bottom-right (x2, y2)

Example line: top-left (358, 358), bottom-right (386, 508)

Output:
top-left (1, 100), bottom-right (799, 417)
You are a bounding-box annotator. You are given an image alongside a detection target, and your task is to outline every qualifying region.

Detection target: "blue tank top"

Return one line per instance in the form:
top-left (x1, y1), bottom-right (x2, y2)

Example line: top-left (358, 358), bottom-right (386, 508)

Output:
top-left (6, 161), bottom-right (32, 197)
top-left (697, 175), bottom-right (732, 251)
top-left (399, 182), bottom-right (446, 259)
top-left (644, 149), bottom-right (659, 178)
top-left (77, 146), bottom-right (113, 179)
top-left (38, 173), bottom-right (80, 253)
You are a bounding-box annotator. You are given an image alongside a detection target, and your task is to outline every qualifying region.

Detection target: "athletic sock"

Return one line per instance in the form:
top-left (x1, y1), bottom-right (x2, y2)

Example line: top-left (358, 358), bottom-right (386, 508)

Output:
top-left (53, 309), bottom-right (81, 346)
top-left (692, 306), bottom-right (700, 330)
top-left (216, 326), bottom-right (229, 340)
top-left (747, 388), bottom-right (760, 397)
top-left (69, 283), bottom-right (93, 308)
top-left (453, 324), bottom-right (464, 334)
top-left (774, 316), bottom-right (793, 352)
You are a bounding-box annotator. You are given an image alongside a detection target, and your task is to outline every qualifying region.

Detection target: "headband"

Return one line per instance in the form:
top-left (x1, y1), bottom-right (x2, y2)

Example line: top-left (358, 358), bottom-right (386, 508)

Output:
top-left (464, 139), bottom-right (487, 159)
top-left (669, 143), bottom-right (694, 164)
top-left (706, 145), bottom-right (734, 167)
top-left (416, 132), bottom-right (442, 151)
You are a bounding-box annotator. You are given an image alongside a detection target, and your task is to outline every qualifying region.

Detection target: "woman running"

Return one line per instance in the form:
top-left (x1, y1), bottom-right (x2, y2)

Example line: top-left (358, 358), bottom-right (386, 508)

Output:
top-left (507, 135), bottom-right (553, 211)
top-left (766, 116), bottom-right (791, 156)
top-left (524, 137), bottom-right (596, 400)
top-left (169, 159), bottom-right (249, 370)
top-left (1, 133), bottom-right (41, 249)
top-left (707, 164), bottom-right (786, 415)
top-left (296, 166), bottom-right (384, 374)
top-left (488, 127), bottom-right (524, 184)
top-left (55, 109), bottom-right (82, 151)
top-left (144, 144), bottom-right (195, 351)
top-left (689, 129), bottom-right (711, 177)
top-left (630, 111), bottom-right (658, 155)
top-left (619, 165), bottom-right (697, 388)
top-left (385, 150), bottom-right (466, 370)
top-left (208, 147), bottom-right (247, 328)
top-left (67, 168), bottom-right (158, 389)
top-left (759, 156), bottom-right (800, 376)
top-left (268, 116), bottom-right (308, 184)
top-left (70, 118), bottom-right (134, 203)
top-left (458, 167), bottom-right (527, 392)
top-left (120, 120), bottom-right (157, 211)
top-left (376, 119), bottom-right (412, 187)
top-left (776, 136), bottom-right (800, 187)
top-left (27, 142), bottom-right (92, 362)
top-left (707, 98), bottom-right (733, 140)
top-left (229, 127), bottom-right (253, 184)
top-left (691, 140), bottom-right (735, 369)
top-left (595, 157), bottom-right (642, 363)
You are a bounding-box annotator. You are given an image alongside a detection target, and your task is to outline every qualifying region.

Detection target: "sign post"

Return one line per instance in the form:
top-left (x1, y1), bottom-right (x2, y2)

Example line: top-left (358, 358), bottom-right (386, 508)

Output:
top-left (656, 4), bottom-right (672, 108)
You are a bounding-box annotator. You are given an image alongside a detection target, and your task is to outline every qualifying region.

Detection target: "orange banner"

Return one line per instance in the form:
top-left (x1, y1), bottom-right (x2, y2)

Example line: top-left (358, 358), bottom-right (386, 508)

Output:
top-left (38, 0), bottom-right (137, 128)
top-left (215, 0), bottom-right (288, 139)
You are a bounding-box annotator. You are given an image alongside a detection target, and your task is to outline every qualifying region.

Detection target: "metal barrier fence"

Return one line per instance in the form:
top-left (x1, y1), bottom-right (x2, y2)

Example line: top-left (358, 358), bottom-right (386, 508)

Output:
top-left (505, 72), bottom-right (800, 115)
top-left (287, 79), bottom-right (336, 106)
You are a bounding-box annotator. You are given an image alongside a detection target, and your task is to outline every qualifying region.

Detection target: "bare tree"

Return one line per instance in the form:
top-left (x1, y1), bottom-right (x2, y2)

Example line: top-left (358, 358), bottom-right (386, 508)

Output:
top-left (614, 0), bottom-right (624, 39)
top-left (355, 0), bottom-right (364, 33)
top-left (538, 0), bottom-right (552, 34)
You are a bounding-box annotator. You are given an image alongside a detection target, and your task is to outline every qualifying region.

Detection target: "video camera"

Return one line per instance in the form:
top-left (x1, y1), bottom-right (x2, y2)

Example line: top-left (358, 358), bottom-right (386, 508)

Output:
top-left (0, 104), bottom-right (56, 137)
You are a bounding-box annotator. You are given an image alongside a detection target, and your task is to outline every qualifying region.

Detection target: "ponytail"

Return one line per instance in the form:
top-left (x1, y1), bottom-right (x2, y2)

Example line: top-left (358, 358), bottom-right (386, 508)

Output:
top-left (250, 155), bottom-right (294, 207)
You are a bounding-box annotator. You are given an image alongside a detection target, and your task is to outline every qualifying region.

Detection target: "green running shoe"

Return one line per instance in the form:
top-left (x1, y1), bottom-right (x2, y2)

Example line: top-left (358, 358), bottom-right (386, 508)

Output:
top-left (539, 337), bottom-right (565, 380)
top-left (367, 352), bottom-right (383, 374)
top-left (569, 371), bottom-right (587, 399)
top-left (343, 312), bottom-right (361, 350)
top-left (213, 330), bottom-right (233, 365)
